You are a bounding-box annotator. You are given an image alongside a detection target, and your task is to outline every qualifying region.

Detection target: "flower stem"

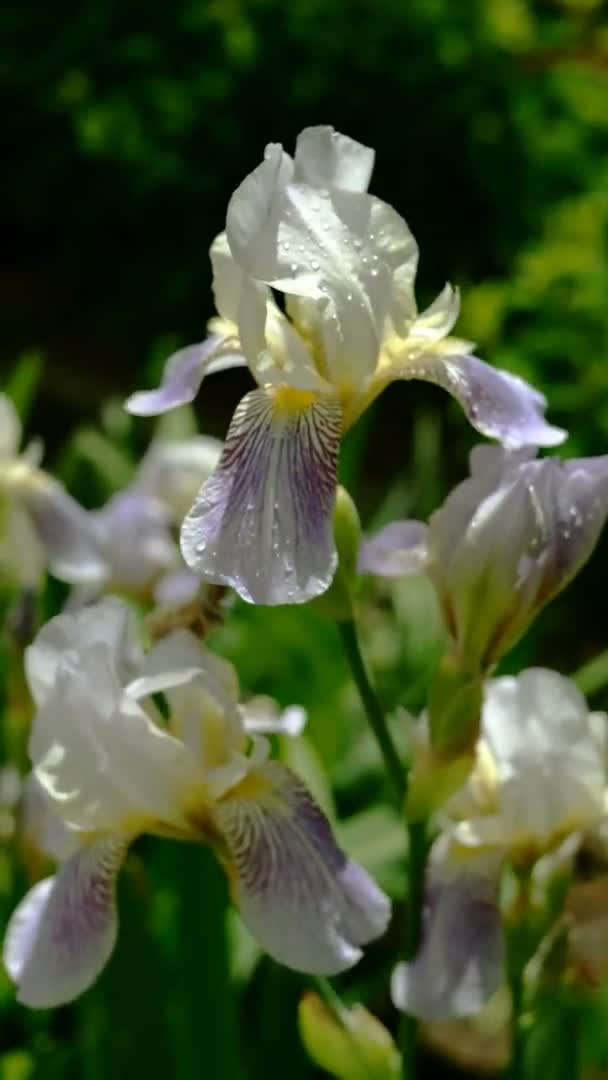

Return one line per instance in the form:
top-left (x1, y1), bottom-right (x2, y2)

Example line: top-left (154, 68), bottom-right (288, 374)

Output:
top-left (338, 618), bottom-right (405, 804)
top-left (338, 617), bottom-right (429, 1079)
top-left (506, 966), bottom-right (525, 1079)
top-left (573, 646), bottom-right (608, 698)
top-left (400, 820), bottom-right (429, 1079)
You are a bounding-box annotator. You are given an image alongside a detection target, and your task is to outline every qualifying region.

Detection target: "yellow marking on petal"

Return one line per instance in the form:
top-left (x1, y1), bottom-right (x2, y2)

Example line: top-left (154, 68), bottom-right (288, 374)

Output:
top-left (271, 386), bottom-right (318, 415)
top-left (219, 768), bottom-right (279, 808)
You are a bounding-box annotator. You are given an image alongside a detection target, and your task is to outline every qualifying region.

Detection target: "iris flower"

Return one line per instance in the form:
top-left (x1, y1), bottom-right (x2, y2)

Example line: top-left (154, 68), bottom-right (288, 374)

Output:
top-left (0, 393), bottom-right (104, 589)
top-left (360, 444), bottom-right (608, 671)
top-left (3, 598), bottom-right (390, 1007)
top-left (393, 669), bottom-right (608, 1019)
top-left (126, 127), bottom-right (564, 605)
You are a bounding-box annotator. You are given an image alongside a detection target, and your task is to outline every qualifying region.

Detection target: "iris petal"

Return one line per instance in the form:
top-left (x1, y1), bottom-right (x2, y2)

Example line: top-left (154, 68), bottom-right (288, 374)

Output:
top-left (398, 352), bottom-right (566, 449)
top-left (213, 761), bottom-right (390, 974)
top-left (3, 835), bottom-right (128, 1008)
top-left (359, 521), bottom-right (429, 578)
top-left (125, 338), bottom-right (245, 417)
top-left (180, 388), bottom-right (341, 605)
top-left (391, 868), bottom-right (503, 1020)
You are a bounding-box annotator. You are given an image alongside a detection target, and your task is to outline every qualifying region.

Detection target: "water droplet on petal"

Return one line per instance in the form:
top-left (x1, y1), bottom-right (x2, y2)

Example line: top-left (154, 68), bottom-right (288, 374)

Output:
top-left (311, 260), bottom-right (320, 271)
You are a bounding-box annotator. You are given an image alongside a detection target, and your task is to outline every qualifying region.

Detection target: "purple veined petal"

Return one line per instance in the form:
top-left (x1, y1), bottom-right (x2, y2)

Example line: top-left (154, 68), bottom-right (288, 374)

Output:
top-left (399, 352), bottom-right (566, 449)
top-left (391, 866), bottom-right (503, 1021)
top-left (213, 761), bottom-right (390, 975)
top-left (3, 834), bottom-right (129, 1008)
top-left (125, 337), bottom-right (246, 417)
top-left (180, 387), bottom-right (342, 605)
top-left (20, 478), bottom-right (107, 585)
top-left (358, 520), bottom-right (429, 578)
top-left (293, 126), bottom-right (375, 193)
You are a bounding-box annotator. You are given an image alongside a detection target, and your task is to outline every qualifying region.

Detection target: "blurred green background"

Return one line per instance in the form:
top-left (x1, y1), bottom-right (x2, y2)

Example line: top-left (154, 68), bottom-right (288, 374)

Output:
top-left (2, 0), bottom-right (608, 1076)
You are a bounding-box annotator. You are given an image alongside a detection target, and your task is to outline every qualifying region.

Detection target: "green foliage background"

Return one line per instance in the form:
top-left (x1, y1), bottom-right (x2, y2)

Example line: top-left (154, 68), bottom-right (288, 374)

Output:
top-left (1, 0), bottom-right (608, 1076)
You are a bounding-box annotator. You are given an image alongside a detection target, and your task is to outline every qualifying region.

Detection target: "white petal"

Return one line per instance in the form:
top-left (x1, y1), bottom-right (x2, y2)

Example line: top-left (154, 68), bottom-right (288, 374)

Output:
top-left (135, 435), bottom-right (224, 521)
top-left (227, 142), bottom-right (418, 384)
top-left (293, 126), bottom-right (374, 192)
top-left (20, 772), bottom-right (80, 863)
top-left (180, 387), bottom-right (341, 605)
top-left (226, 143), bottom-right (296, 284)
top-left (210, 231), bottom-right (247, 325)
top-left (412, 283), bottom-right (460, 341)
top-left (25, 596), bottom-right (142, 707)
top-left (127, 630), bottom-right (246, 783)
top-left (0, 393), bottom-right (22, 459)
top-left (358, 520), bottom-right (429, 577)
top-left (238, 284), bottom-right (325, 390)
top-left (3, 835), bottom-right (128, 1008)
top-left (453, 670), bottom-right (607, 852)
top-left (125, 337), bottom-right (246, 417)
top-left (26, 605), bottom-right (204, 833)
top-left (213, 761), bottom-right (390, 975)
top-left (241, 697), bottom-right (307, 737)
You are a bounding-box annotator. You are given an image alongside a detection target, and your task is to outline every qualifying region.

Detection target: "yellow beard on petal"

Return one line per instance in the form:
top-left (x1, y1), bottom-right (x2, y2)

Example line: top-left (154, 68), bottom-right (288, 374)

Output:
top-left (271, 386), bottom-right (318, 415)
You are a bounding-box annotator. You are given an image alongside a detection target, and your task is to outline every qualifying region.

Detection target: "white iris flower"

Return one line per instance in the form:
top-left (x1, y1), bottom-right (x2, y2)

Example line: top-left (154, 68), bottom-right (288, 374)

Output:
top-left (392, 669), bottom-right (608, 1020)
top-left (3, 598), bottom-right (389, 1008)
top-left (126, 127), bottom-right (564, 606)
top-left (0, 393), bottom-right (104, 589)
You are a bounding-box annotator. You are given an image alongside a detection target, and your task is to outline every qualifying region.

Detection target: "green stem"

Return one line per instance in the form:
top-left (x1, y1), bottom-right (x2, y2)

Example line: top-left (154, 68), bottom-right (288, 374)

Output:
top-left (400, 821), bottom-right (429, 1079)
top-left (573, 647), bottom-right (608, 697)
top-left (338, 617), bottom-right (429, 1080)
top-left (338, 618), bottom-right (405, 804)
top-left (506, 966), bottom-right (525, 1080)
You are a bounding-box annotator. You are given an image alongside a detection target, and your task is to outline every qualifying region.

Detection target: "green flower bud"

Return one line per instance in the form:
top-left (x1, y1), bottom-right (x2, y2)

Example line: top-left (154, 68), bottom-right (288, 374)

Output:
top-left (298, 992), bottom-right (401, 1080)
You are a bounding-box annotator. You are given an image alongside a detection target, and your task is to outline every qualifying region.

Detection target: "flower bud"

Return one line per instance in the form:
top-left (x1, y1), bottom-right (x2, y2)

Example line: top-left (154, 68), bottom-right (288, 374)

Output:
top-left (298, 992), bottom-right (400, 1080)
top-left (314, 485), bottom-right (361, 620)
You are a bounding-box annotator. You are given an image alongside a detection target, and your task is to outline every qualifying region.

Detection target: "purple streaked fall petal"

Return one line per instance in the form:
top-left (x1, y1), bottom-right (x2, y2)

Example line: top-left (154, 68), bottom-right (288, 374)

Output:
top-left (391, 867), bottom-right (503, 1020)
top-left (180, 388), bottom-right (342, 604)
top-left (3, 835), bottom-right (128, 1008)
top-left (213, 761), bottom-right (390, 974)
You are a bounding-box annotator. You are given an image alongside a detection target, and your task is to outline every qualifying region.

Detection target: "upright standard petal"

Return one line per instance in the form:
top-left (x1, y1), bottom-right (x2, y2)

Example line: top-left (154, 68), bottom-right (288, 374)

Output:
top-left (392, 351), bottom-right (566, 449)
top-left (125, 337), bottom-right (245, 417)
top-left (180, 387), bottom-right (341, 605)
top-left (455, 670), bottom-right (608, 851)
top-left (293, 126), bottom-right (375, 193)
top-left (213, 761), bottom-right (390, 974)
top-left (25, 596), bottom-right (142, 707)
top-left (227, 136), bottom-right (419, 386)
top-left (391, 866), bottom-right (503, 1020)
top-left (3, 835), bottom-right (128, 1008)
top-left (358, 520), bottom-right (429, 578)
